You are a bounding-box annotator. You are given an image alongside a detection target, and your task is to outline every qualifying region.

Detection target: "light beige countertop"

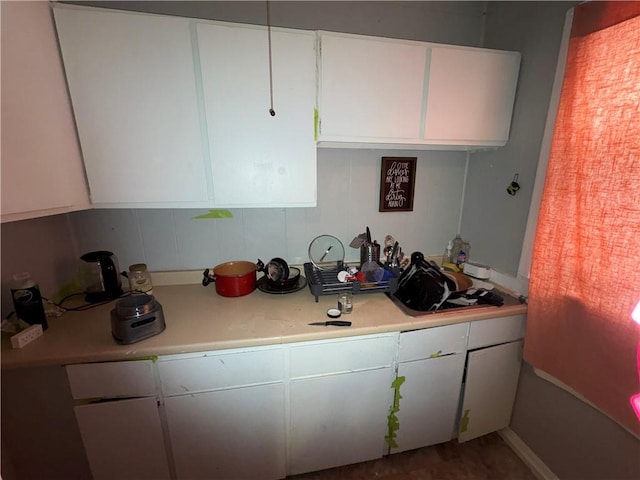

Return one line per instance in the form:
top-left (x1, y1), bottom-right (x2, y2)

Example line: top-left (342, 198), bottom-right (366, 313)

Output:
top-left (1, 279), bottom-right (527, 369)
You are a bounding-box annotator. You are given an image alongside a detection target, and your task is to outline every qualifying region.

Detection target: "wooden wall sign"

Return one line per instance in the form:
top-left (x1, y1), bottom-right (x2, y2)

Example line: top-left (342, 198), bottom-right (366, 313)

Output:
top-left (379, 157), bottom-right (416, 212)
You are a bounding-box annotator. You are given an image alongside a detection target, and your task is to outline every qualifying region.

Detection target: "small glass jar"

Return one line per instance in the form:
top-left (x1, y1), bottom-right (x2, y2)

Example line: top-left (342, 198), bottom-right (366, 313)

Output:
top-left (128, 263), bottom-right (153, 295)
top-left (338, 292), bottom-right (353, 314)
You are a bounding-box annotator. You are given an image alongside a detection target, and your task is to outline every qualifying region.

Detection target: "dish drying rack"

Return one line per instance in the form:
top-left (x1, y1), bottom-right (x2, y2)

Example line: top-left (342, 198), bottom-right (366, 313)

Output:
top-left (303, 262), bottom-right (399, 302)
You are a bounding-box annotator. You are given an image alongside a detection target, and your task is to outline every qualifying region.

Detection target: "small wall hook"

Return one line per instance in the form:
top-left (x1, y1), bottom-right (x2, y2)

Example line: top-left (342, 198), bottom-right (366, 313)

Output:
top-left (507, 173), bottom-right (521, 196)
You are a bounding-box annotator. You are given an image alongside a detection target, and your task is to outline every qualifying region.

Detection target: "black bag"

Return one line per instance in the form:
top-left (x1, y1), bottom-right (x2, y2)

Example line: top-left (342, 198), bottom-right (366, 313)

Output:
top-left (394, 252), bottom-right (457, 311)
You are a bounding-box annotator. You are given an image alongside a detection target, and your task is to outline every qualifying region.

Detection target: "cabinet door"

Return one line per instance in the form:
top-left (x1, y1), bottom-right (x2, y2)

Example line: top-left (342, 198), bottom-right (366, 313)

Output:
top-left (289, 368), bottom-right (393, 475)
top-left (393, 354), bottom-right (466, 452)
top-left (1, 1), bottom-right (89, 222)
top-left (197, 22), bottom-right (317, 207)
top-left (74, 397), bottom-right (170, 480)
top-left (53, 5), bottom-right (209, 206)
top-left (318, 32), bottom-right (427, 143)
top-left (458, 340), bottom-right (523, 442)
top-left (165, 383), bottom-right (286, 480)
top-left (424, 46), bottom-right (520, 145)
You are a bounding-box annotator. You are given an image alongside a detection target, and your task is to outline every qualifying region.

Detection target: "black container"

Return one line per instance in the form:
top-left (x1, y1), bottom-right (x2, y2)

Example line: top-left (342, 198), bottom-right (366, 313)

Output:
top-left (10, 272), bottom-right (48, 330)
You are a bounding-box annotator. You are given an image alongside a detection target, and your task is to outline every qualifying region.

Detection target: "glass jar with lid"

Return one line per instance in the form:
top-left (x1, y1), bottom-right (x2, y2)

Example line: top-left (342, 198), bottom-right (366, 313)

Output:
top-left (128, 263), bottom-right (153, 295)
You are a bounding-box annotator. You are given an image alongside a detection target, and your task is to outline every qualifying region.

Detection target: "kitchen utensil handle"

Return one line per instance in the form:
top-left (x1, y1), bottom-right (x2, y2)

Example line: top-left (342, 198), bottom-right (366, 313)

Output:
top-left (319, 245), bottom-right (333, 262)
top-left (327, 320), bottom-right (351, 326)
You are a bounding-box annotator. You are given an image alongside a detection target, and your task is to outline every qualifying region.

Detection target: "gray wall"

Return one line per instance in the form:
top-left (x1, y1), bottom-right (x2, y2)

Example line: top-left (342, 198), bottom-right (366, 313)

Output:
top-left (512, 365), bottom-right (640, 480)
top-left (464, 1), bottom-right (575, 276)
top-left (72, 1), bottom-right (487, 45)
top-left (479, 3), bottom-right (640, 479)
top-left (1, 215), bottom-right (80, 316)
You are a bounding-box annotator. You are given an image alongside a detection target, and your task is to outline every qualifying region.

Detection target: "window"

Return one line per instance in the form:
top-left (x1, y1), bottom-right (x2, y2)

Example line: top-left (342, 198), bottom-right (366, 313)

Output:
top-left (525, 2), bottom-right (640, 435)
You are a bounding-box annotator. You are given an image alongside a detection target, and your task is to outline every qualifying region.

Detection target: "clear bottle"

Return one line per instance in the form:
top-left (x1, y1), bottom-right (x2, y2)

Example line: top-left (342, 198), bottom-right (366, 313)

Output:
top-left (10, 272), bottom-right (48, 330)
top-left (442, 240), bottom-right (453, 265)
top-left (128, 263), bottom-right (153, 295)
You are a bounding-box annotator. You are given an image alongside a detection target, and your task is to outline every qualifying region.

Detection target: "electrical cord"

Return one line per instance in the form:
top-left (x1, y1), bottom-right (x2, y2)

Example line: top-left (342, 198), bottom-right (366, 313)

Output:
top-left (4, 290), bottom-right (150, 323)
top-left (43, 291), bottom-right (135, 312)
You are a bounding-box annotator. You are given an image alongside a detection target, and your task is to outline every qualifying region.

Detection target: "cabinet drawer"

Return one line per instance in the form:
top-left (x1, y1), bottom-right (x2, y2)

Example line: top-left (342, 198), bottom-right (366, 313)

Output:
top-left (66, 360), bottom-right (157, 400)
top-left (398, 323), bottom-right (468, 362)
top-left (158, 347), bottom-right (284, 396)
top-left (468, 314), bottom-right (526, 350)
top-left (289, 333), bottom-right (397, 378)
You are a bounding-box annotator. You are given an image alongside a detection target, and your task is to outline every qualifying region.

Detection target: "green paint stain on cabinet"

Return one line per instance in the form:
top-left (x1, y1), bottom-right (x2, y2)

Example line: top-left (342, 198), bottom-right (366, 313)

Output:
top-left (460, 409), bottom-right (470, 433)
top-left (385, 375), bottom-right (406, 448)
top-left (193, 210), bottom-right (233, 219)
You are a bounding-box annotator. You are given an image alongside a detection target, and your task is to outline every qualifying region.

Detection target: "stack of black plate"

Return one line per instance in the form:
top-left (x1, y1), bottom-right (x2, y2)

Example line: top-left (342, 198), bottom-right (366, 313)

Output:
top-left (258, 263), bottom-right (307, 294)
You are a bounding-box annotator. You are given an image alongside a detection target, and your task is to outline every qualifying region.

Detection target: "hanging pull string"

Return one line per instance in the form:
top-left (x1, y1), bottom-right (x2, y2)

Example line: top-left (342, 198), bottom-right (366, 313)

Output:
top-left (266, 0), bottom-right (276, 116)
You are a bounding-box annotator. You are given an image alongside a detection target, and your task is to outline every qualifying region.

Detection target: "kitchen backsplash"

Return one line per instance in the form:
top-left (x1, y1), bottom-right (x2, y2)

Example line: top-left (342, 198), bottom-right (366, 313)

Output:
top-left (1, 142), bottom-right (466, 319)
top-left (69, 149), bottom-right (466, 273)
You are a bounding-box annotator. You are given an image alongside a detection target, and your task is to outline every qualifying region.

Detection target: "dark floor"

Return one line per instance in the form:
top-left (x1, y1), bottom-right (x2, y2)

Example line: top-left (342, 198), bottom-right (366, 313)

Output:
top-left (288, 432), bottom-right (537, 480)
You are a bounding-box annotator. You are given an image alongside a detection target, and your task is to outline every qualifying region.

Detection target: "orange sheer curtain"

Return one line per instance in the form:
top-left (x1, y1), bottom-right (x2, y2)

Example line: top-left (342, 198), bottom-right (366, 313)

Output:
top-left (526, 1), bottom-right (640, 434)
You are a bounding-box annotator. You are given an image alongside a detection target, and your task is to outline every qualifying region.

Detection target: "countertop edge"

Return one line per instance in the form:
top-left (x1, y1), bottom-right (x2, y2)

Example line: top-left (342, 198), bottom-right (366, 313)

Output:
top-left (1, 301), bottom-right (527, 369)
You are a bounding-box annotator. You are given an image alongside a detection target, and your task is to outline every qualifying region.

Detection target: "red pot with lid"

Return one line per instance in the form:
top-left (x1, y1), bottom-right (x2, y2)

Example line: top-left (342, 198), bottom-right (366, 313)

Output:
top-left (202, 260), bottom-right (264, 297)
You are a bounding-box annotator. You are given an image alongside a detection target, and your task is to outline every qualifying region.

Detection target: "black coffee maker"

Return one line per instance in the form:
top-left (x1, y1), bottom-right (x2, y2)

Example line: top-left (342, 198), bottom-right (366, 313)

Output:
top-left (80, 251), bottom-right (123, 303)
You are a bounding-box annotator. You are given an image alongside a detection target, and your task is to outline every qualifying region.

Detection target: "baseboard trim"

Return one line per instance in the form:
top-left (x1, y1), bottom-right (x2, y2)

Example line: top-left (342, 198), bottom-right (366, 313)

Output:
top-left (498, 428), bottom-right (558, 480)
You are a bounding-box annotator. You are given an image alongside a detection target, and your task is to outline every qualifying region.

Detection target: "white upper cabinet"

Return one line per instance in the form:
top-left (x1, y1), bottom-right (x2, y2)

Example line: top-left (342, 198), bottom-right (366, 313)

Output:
top-left (317, 31), bottom-right (520, 150)
top-left (318, 32), bottom-right (428, 143)
top-left (53, 5), bottom-right (209, 207)
top-left (424, 46), bottom-right (521, 146)
top-left (1, 1), bottom-right (89, 222)
top-left (197, 23), bottom-right (317, 207)
top-left (53, 5), bottom-right (316, 208)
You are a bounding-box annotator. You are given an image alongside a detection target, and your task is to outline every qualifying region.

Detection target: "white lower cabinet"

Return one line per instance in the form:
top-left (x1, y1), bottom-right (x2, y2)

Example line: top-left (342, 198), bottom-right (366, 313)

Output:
top-left (392, 323), bottom-right (468, 453)
top-left (65, 360), bottom-right (171, 480)
top-left (158, 347), bottom-right (286, 480)
top-left (62, 315), bottom-right (525, 478)
top-left (74, 397), bottom-right (170, 480)
top-left (394, 354), bottom-right (466, 452)
top-left (458, 315), bottom-right (526, 442)
top-left (289, 369), bottom-right (393, 475)
top-left (458, 340), bottom-right (523, 442)
top-left (288, 334), bottom-right (398, 475)
top-left (164, 384), bottom-right (286, 480)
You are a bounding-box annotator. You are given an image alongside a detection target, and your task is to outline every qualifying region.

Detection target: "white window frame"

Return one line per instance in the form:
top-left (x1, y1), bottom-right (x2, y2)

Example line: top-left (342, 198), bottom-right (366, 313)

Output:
top-left (518, 9), bottom-right (574, 283)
